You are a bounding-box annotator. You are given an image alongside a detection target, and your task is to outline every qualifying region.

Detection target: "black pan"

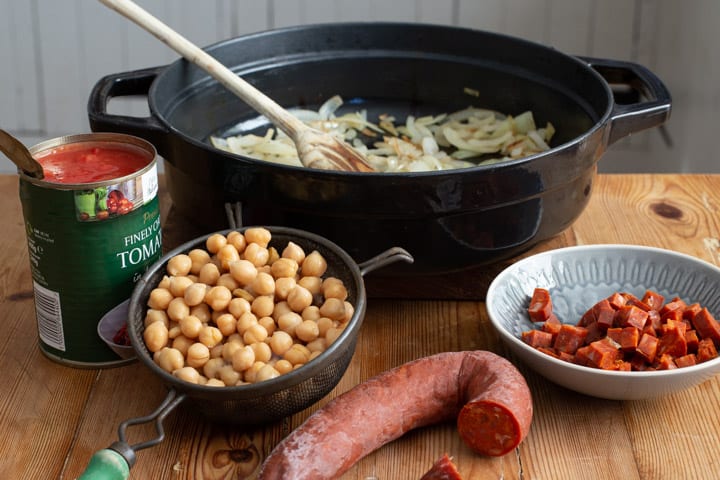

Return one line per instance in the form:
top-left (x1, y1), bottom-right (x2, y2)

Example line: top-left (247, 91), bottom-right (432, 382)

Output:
top-left (88, 22), bottom-right (671, 274)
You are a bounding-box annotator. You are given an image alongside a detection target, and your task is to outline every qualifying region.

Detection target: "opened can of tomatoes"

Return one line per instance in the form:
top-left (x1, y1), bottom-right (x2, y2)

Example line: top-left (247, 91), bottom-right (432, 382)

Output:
top-left (19, 133), bottom-right (162, 367)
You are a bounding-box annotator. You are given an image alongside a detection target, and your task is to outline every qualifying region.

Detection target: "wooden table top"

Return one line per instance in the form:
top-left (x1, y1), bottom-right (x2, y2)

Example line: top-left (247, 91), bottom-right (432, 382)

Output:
top-left (2, 173), bottom-right (720, 480)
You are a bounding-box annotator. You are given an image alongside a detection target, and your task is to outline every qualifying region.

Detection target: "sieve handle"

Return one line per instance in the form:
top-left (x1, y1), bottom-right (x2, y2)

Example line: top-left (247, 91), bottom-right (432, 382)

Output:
top-left (358, 247), bottom-right (414, 276)
top-left (76, 448), bottom-right (129, 479)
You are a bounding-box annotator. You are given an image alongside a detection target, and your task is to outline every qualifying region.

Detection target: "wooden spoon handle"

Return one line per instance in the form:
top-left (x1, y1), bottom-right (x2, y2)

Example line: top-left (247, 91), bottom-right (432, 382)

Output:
top-left (98, 0), bottom-right (307, 138)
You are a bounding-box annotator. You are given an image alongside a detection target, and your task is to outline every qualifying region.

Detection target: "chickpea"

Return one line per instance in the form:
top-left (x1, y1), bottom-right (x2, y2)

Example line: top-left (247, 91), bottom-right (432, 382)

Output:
top-left (167, 254), bottom-right (192, 277)
top-left (203, 357), bottom-right (225, 379)
top-left (326, 325), bottom-right (344, 344)
top-left (301, 305), bottom-right (321, 321)
top-left (343, 301), bottom-right (354, 323)
top-left (157, 275), bottom-right (171, 289)
top-left (277, 311), bottom-right (302, 337)
top-left (257, 265), bottom-right (271, 275)
top-left (188, 248), bottom-right (212, 274)
top-left (218, 364), bottom-right (242, 386)
top-left (229, 259), bottom-right (257, 286)
top-left (251, 295), bottom-right (274, 318)
top-left (145, 309), bottom-right (169, 328)
top-left (320, 297), bottom-right (346, 321)
top-left (306, 337), bottom-right (326, 353)
top-left (274, 277), bottom-right (296, 301)
top-left (243, 323), bottom-right (268, 344)
top-left (316, 317), bottom-right (335, 337)
top-left (206, 378), bottom-right (226, 387)
top-left (168, 323), bottom-right (182, 339)
top-left (226, 332), bottom-right (244, 345)
top-left (282, 241), bottom-right (306, 265)
top-left (198, 262), bottom-right (220, 286)
top-left (169, 276), bottom-right (194, 297)
top-left (216, 273), bottom-right (240, 292)
top-left (210, 344), bottom-right (223, 358)
top-left (144, 320), bottom-right (169, 352)
top-left (296, 320), bottom-right (320, 342)
top-left (172, 335), bottom-right (194, 356)
top-left (232, 345), bottom-right (255, 372)
top-left (198, 325), bottom-right (223, 348)
top-left (309, 351), bottom-right (322, 361)
top-left (217, 244), bottom-right (240, 270)
top-left (255, 364), bottom-right (280, 382)
top-left (267, 247), bottom-right (280, 265)
top-left (179, 314), bottom-right (203, 339)
top-left (174, 366), bottom-right (201, 384)
top-left (272, 301), bottom-right (292, 321)
top-left (244, 361), bottom-right (266, 383)
top-left (232, 288), bottom-right (255, 303)
top-left (190, 303), bottom-right (211, 323)
top-left (147, 287), bottom-right (173, 310)
top-left (244, 243), bottom-right (269, 267)
top-left (322, 277), bottom-right (348, 300)
top-left (271, 258), bottom-right (299, 278)
top-left (287, 285), bottom-right (313, 312)
top-left (302, 250), bottom-right (327, 277)
top-left (251, 272), bottom-right (275, 296)
top-left (166, 297), bottom-right (190, 322)
top-left (205, 285), bottom-right (232, 311)
top-left (183, 283), bottom-right (207, 307)
top-left (283, 344), bottom-right (310, 365)
top-left (155, 347), bottom-right (183, 373)
top-left (226, 230), bottom-right (247, 253)
top-left (222, 340), bottom-right (243, 363)
top-left (228, 297), bottom-right (251, 317)
top-left (244, 227), bottom-right (272, 247)
top-left (205, 233), bottom-right (227, 254)
top-left (297, 276), bottom-right (322, 295)
top-left (258, 316), bottom-right (276, 336)
top-left (274, 359), bottom-right (294, 375)
top-left (269, 330), bottom-right (293, 356)
top-left (214, 313), bottom-right (237, 337)
top-left (250, 341), bottom-right (272, 363)
top-left (187, 342), bottom-right (211, 368)
top-left (236, 311), bottom-right (258, 334)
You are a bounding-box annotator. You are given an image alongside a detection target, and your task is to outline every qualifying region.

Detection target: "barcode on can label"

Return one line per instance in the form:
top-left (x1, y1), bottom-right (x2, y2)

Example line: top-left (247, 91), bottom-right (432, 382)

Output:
top-left (33, 281), bottom-right (65, 351)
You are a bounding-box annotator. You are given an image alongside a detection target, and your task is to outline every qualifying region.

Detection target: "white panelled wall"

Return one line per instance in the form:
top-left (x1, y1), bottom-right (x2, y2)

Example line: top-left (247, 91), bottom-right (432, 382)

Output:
top-left (1, 0), bottom-right (718, 173)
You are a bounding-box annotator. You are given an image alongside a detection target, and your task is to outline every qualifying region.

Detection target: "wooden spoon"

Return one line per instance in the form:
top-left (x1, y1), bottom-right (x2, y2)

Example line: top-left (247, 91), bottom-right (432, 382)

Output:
top-left (0, 129), bottom-right (44, 179)
top-left (98, 0), bottom-right (374, 173)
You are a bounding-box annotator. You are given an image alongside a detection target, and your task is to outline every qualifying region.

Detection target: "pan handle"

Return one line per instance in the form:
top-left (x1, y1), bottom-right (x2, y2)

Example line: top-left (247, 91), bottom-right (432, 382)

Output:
top-left (580, 56), bottom-right (672, 146)
top-left (87, 66), bottom-right (170, 153)
top-left (358, 247), bottom-right (414, 276)
top-left (76, 389), bottom-right (186, 480)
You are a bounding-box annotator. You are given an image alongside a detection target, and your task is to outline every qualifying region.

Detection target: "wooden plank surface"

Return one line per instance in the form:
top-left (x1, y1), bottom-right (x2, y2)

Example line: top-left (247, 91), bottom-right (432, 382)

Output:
top-left (2, 173), bottom-right (720, 479)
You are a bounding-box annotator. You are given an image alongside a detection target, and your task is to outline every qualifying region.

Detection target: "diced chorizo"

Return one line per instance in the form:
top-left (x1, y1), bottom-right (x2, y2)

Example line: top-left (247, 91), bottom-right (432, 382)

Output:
top-left (636, 333), bottom-right (659, 363)
top-left (620, 327), bottom-right (640, 352)
top-left (420, 453), bottom-right (463, 480)
top-left (522, 330), bottom-right (553, 349)
top-left (674, 354), bottom-right (697, 368)
top-left (606, 292), bottom-right (627, 310)
top-left (528, 288), bottom-right (552, 322)
top-left (615, 305), bottom-right (649, 330)
top-left (606, 327), bottom-right (623, 345)
top-left (647, 310), bottom-right (662, 331)
top-left (592, 299), bottom-right (616, 330)
top-left (659, 299), bottom-right (686, 317)
top-left (641, 290), bottom-right (665, 311)
top-left (541, 313), bottom-right (562, 337)
top-left (623, 292), bottom-right (652, 312)
top-left (685, 330), bottom-right (700, 354)
top-left (656, 353), bottom-right (678, 370)
top-left (584, 338), bottom-right (621, 370)
top-left (697, 338), bottom-right (719, 363)
top-left (553, 324), bottom-right (588, 354)
top-left (683, 303), bottom-right (703, 321)
top-left (690, 308), bottom-right (720, 347)
top-left (657, 320), bottom-right (688, 358)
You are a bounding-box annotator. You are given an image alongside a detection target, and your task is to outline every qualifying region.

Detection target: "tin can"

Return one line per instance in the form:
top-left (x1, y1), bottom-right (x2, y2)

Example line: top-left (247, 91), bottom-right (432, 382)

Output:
top-left (19, 133), bottom-right (162, 367)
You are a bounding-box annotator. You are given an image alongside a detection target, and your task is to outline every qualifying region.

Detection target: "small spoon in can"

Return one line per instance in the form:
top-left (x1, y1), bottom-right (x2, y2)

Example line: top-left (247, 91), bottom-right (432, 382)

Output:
top-left (0, 129), bottom-right (44, 179)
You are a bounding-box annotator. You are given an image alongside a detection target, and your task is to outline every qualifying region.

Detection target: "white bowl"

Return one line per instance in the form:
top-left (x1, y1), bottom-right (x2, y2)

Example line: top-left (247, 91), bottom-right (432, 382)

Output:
top-left (486, 244), bottom-right (720, 400)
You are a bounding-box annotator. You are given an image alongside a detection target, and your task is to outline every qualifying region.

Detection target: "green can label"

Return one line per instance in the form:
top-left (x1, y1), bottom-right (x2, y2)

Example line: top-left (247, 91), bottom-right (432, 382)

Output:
top-left (20, 135), bottom-right (162, 366)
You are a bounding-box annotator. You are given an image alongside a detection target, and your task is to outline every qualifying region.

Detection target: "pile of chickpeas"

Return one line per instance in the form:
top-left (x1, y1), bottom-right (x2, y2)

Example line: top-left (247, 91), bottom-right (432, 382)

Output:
top-left (142, 228), bottom-right (354, 387)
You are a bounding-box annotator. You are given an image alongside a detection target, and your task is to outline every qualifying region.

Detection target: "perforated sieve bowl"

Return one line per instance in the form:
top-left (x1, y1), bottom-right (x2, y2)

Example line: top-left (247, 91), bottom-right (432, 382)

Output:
top-left (127, 226), bottom-right (413, 425)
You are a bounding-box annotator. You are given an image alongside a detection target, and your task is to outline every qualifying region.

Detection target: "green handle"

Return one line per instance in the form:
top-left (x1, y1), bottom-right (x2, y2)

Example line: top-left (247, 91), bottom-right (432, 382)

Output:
top-left (77, 449), bottom-right (130, 480)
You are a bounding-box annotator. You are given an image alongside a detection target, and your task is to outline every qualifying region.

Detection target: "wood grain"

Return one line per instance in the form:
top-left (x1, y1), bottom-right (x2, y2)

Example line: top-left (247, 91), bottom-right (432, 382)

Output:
top-left (2, 174), bottom-right (720, 480)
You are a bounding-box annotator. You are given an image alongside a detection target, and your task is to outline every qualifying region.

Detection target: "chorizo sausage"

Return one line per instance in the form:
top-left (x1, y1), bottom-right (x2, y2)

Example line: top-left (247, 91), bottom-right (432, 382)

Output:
top-left (257, 350), bottom-right (533, 480)
top-left (419, 453), bottom-right (463, 480)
